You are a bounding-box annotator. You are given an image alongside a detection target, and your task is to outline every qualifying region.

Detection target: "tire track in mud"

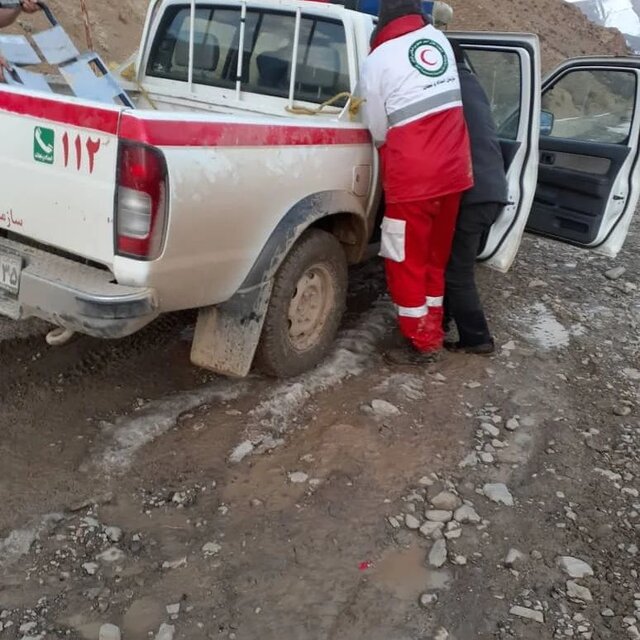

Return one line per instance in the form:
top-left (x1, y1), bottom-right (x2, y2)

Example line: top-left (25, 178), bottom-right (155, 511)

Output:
top-left (0, 312), bottom-right (196, 404)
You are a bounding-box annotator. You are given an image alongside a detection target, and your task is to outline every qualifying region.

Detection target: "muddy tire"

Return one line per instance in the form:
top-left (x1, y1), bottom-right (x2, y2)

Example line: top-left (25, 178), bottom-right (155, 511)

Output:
top-left (256, 229), bottom-right (348, 378)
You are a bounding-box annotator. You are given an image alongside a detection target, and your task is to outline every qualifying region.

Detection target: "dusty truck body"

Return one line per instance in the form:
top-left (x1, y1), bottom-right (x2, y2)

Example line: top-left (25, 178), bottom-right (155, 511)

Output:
top-left (2, 0), bottom-right (640, 377)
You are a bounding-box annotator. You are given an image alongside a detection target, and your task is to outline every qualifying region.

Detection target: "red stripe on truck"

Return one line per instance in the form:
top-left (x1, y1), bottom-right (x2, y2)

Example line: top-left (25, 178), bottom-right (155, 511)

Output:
top-left (0, 91), bottom-right (371, 147)
top-left (119, 116), bottom-right (371, 147)
top-left (0, 91), bottom-right (120, 134)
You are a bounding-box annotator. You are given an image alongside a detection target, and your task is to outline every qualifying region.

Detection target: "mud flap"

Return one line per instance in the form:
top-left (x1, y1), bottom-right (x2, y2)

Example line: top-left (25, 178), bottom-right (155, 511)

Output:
top-left (190, 280), bottom-right (273, 378)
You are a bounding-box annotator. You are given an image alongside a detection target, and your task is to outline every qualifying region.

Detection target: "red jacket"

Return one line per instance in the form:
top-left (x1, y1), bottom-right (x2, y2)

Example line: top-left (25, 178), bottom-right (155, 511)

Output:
top-left (360, 16), bottom-right (473, 203)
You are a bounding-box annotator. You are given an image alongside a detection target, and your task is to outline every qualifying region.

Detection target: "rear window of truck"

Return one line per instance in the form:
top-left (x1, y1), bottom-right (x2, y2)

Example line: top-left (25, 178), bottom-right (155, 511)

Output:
top-left (146, 5), bottom-right (350, 104)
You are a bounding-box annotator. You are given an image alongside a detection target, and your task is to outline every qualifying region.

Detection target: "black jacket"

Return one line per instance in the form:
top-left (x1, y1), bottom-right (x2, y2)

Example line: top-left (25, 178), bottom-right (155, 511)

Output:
top-left (454, 54), bottom-right (509, 206)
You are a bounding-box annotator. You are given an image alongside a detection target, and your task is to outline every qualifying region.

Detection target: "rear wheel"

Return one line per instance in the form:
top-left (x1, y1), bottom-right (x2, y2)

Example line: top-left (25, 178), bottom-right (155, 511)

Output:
top-left (256, 229), bottom-right (348, 378)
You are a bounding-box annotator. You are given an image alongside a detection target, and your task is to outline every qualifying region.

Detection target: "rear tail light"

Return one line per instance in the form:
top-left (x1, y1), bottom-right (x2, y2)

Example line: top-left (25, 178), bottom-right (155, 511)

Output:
top-left (115, 142), bottom-right (168, 260)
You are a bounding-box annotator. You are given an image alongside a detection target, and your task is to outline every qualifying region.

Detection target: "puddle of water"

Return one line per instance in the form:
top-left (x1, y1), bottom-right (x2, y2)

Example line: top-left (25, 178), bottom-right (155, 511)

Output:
top-left (371, 544), bottom-right (451, 600)
top-left (516, 303), bottom-right (570, 350)
top-left (87, 381), bottom-right (249, 475)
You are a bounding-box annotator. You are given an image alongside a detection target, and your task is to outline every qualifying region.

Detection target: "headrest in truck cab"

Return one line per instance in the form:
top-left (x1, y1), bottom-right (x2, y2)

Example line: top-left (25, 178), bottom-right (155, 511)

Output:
top-left (256, 48), bottom-right (291, 89)
top-left (174, 35), bottom-right (220, 73)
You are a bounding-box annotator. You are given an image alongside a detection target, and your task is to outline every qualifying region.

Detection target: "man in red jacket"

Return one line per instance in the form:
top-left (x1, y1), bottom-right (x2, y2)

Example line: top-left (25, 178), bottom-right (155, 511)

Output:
top-left (359, 0), bottom-right (473, 363)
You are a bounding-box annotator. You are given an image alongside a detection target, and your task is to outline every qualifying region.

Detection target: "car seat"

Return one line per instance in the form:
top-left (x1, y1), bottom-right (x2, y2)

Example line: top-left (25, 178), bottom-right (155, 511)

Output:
top-left (256, 46), bottom-right (291, 92)
top-left (173, 34), bottom-right (221, 83)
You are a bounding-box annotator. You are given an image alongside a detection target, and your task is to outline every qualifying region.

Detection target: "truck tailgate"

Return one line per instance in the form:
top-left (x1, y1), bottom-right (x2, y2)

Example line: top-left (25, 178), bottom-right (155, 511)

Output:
top-left (0, 89), bottom-right (124, 267)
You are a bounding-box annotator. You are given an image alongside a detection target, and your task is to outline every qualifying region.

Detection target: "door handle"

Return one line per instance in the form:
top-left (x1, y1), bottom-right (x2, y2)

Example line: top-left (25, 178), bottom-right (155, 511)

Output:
top-left (540, 152), bottom-right (555, 165)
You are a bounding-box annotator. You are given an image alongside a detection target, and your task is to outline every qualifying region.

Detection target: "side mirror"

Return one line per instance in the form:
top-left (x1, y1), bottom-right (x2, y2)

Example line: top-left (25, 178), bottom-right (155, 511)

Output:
top-left (540, 110), bottom-right (554, 136)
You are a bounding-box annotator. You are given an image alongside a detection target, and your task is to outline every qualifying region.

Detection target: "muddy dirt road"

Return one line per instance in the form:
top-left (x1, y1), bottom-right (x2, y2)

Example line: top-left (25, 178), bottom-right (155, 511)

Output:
top-left (0, 228), bottom-right (638, 640)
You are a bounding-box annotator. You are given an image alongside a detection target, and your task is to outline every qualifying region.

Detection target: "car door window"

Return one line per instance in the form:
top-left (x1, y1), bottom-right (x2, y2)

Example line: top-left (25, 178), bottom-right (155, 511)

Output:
top-left (541, 68), bottom-right (636, 144)
top-left (464, 49), bottom-right (522, 141)
top-left (294, 17), bottom-right (350, 105)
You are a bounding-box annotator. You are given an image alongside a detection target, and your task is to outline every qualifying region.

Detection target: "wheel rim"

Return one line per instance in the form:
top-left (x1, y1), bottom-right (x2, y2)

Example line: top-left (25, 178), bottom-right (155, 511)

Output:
top-left (287, 263), bottom-right (335, 352)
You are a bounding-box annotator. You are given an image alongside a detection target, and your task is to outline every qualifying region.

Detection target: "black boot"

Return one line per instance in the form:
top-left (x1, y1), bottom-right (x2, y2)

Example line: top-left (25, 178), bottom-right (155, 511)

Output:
top-left (444, 310), bottom-right (494, 355)
top-left (444, 340), bottom-right (495, 355)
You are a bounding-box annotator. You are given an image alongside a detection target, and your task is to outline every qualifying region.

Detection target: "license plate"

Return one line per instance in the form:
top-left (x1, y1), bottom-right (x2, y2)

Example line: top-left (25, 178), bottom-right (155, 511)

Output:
top-left (0, 252), bottom-right (22, 295)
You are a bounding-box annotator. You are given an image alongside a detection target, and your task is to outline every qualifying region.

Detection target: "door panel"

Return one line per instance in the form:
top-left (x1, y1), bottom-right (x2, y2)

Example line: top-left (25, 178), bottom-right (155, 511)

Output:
top-left (448, 32), bottom-right (541, 273)
top-left (527, 59), bottom-right (640, 257)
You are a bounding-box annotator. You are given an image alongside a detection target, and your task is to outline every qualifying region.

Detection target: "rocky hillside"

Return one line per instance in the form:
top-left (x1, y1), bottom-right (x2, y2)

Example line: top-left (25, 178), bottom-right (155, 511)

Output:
top-left (452, 0), bottom-right (629, 70)
top-left (10, 0), bottom-right (630, 71)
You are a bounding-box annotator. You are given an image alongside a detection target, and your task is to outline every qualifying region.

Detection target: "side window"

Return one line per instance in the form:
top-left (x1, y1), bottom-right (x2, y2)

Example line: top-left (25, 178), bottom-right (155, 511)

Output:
top-left (242, 12), bottom-right (297, 98)
top-left (464, 49), bottom-right (522, 141)
top-left (147, 6), bottom-right (240, 87)
top-left (147, 5), bottom-right (350, 105)
top-left (295, 18), bottom-right (350, 104)
top-left (541, 69), bottom-right (636, 144)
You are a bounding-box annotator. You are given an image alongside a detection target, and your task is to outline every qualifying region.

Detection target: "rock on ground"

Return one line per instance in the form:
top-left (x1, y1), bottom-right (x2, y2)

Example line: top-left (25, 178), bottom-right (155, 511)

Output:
top-left (454, 505), bottom-right (481, 524)
top-left (155, 624), bottom-right (175, 640)
top-left (566, 580), bottom-right (593, 602)
top-left (504, 548), bottom-right (526, 568)
top-left (510, 606), bottom-right (544, 624)
top-left (483, 483), bottom-right (514, 507)
top-left (430, 491), bottom-right (462, 511)
top-left (99, 624), bottom-right (121, 640)
top-left (428, 539), bottom-right (447, 568)
top-left (425, 510), bottom-right (453, 523)
top-left (420, 521), bottom-right (445, 539)
top-left (370, 399), bottom-right (401, 417)
top-left (556, 556), bottom-right (594, 579)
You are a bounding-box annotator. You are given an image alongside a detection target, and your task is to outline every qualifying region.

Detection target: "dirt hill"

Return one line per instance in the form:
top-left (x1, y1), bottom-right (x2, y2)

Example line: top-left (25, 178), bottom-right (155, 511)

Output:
top-left (452, 0), bottom-right (629, 70)
top-left (10, 0), bottom-right (630, 72)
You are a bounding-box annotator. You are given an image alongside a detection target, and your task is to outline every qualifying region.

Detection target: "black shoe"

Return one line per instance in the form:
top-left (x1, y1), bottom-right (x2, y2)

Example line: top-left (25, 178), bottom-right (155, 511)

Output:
top-left (384, 344), bottom-right (442, 366)
top-left (444, 340), bottom-right (495, 356)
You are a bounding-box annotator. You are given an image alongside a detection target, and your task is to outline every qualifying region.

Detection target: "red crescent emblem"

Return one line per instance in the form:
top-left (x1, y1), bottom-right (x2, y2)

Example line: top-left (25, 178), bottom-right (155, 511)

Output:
top-left (419, 48), bottom-right (439, 67)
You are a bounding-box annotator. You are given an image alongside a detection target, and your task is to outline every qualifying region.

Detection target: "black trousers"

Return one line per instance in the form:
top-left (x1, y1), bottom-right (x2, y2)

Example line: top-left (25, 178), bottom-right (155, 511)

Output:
top-left (444, 202), bottom-right (502, 347)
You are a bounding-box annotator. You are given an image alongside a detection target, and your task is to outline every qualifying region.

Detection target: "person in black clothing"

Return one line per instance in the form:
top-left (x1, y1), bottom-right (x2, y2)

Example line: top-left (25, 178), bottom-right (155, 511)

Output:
top-left (443, 39), bottom-right (508, 355)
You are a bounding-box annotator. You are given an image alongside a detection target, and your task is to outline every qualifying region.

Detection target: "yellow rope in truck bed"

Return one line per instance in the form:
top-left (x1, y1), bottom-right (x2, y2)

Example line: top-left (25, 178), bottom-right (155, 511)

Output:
top-left (285, 91), bottom-right (365, 120)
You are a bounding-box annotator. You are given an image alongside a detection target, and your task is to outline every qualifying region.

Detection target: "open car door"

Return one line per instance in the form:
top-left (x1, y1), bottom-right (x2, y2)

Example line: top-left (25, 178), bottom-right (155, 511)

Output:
top-left (526, 57), bottom-right (640, 258)
top-left (450, 32), bottom-right (541, 273)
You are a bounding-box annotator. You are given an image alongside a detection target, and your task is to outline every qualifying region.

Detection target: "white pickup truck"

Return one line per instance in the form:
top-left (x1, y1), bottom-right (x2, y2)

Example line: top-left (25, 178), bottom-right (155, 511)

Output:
top-left (1, 0), bottom-right (640, 377)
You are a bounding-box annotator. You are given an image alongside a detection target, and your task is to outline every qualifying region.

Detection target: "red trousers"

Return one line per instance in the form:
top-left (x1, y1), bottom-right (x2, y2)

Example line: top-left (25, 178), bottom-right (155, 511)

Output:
top-left (381, 193), bottom-right (462, 352)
